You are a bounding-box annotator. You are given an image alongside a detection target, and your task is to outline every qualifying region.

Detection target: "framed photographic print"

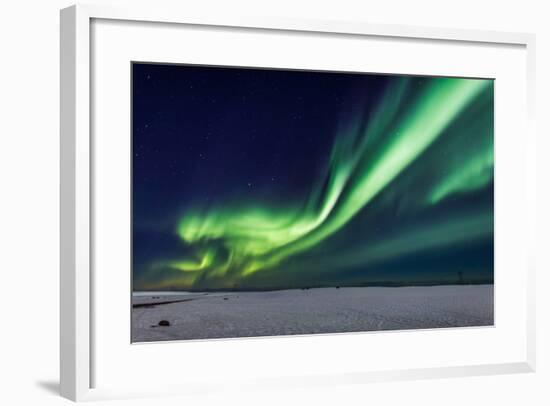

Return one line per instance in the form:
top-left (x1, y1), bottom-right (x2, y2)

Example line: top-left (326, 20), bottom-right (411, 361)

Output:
top-left (60, 4), bottom-right (536, 402)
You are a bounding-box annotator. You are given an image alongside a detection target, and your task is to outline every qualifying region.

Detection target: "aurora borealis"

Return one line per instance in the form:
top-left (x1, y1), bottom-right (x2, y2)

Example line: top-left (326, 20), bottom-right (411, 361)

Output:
top-left (132, 63), bottom-right (494, 291)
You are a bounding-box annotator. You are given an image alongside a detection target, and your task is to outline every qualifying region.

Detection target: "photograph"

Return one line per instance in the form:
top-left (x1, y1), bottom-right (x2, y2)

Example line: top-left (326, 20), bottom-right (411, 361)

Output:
top-left (131, 62), bottom-right (494, 343)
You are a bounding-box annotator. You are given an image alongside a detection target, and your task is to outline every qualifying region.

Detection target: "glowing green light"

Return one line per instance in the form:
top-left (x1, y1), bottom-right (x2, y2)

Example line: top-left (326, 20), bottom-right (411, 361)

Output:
top-left (144, 76), bottom-right (493, 290)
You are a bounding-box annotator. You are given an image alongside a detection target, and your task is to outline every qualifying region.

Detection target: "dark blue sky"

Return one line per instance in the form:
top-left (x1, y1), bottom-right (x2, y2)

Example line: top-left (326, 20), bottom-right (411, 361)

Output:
top-left (132, 63), bottom-right (493, 291)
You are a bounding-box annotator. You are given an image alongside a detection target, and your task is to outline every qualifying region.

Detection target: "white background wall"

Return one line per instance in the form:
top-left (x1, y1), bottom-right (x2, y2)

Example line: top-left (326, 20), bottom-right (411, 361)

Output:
top-left (0, 0), bottom-right (547, 405)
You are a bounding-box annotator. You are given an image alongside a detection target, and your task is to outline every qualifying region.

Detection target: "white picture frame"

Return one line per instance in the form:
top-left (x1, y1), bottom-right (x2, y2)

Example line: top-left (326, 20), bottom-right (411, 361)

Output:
top-left (60, 3), bottom-right (537, 402)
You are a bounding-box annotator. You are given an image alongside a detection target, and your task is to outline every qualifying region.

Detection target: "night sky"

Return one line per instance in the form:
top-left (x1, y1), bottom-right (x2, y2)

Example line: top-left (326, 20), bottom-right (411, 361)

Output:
top-left (132, 63), bottom-right (494, 291)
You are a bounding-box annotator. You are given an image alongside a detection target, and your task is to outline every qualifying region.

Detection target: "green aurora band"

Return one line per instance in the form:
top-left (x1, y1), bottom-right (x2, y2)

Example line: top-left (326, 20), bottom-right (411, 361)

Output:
top-left (140, 76), bottom-right (494, 290)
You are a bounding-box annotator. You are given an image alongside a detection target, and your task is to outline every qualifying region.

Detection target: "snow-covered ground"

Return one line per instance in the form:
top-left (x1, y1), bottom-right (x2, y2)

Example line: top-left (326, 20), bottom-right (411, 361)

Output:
top-left (132, 285), bottom-right (494, 342)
